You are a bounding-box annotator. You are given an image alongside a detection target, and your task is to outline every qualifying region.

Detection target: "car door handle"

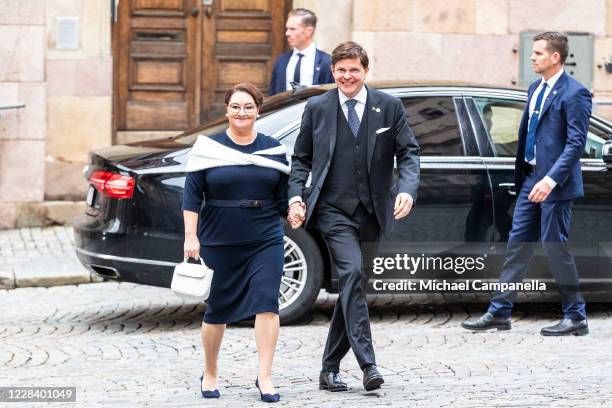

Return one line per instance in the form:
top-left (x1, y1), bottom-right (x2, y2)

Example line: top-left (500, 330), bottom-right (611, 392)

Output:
top-left (498, 183), bottom-right (516, 196)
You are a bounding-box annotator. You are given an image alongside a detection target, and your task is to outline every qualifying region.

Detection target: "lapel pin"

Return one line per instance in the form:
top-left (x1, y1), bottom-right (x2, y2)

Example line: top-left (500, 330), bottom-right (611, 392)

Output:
top-left (553, 90), bottom-right (557, 95)
top-left (372, 107), bottom-right (381, 112)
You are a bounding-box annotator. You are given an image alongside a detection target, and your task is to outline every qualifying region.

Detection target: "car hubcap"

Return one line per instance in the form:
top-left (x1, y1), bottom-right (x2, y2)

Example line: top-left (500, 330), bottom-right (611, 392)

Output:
top-left (280, 236), bottom-right (308, 310)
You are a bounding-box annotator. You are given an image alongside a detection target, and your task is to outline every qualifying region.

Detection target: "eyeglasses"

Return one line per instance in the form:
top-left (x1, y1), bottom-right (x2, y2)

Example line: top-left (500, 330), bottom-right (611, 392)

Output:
top-left (228, 104), bottom-right (256, 114)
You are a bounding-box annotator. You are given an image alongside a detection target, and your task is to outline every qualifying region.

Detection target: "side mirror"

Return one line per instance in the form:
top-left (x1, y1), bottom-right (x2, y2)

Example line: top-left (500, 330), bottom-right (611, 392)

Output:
top-left (603, 140), bottom-right (612, 167)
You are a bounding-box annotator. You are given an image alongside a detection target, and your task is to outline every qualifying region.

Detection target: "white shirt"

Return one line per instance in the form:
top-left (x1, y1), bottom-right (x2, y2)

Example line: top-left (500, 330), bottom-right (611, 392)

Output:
top-left (528, 69), bottom-right (564, 131)
top-left (285, 42), bottom-right (317, 91)
top-left (338, 85), bottom-right (367, 122)
top-left (526, 69), bottom-right (564, 189)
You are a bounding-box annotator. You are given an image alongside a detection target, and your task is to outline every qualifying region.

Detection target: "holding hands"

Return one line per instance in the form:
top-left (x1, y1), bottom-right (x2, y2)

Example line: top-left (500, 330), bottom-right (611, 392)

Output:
top-left (288, 201), bottom-right (306, 229)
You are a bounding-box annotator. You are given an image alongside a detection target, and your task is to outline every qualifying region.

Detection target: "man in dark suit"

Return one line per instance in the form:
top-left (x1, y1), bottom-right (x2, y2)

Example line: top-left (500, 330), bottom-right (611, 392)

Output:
top-left (462, 32), bottom-right (592, 336)
top-left (268, 8), bottom-right (334, 96)
top-left (287, 41), bottom-right (420, 391)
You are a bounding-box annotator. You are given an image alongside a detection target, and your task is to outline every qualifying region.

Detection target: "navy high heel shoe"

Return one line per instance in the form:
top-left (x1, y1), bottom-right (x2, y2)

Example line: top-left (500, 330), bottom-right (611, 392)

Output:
top-left (199, 374), bottom-right (220, 399)
top-left (255, 378), bottom-right (280, 403)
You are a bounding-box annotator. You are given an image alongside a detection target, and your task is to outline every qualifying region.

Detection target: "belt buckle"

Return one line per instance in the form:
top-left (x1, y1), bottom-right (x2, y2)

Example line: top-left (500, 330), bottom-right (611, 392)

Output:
top-left (239, 199), bottom-right (262, 208)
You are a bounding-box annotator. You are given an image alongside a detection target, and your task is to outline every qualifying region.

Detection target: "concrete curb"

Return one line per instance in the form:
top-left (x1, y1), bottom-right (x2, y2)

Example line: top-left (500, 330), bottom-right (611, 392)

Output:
top-left (0, 226), bottom-right (104, 290)
top-left (0, 255), bottom-right (102, 290)
top-left (0, 267), bottom-right (16, 289)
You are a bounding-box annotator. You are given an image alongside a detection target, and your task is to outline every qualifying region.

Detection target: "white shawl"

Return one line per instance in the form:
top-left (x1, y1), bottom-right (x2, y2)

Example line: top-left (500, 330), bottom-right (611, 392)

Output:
top-left (186, 134), bottom-right (290, 175)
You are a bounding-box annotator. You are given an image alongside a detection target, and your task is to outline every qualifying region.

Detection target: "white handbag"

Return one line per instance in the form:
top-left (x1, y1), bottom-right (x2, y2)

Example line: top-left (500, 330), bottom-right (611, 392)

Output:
top-left (171, 258), bottom-right (214, 300)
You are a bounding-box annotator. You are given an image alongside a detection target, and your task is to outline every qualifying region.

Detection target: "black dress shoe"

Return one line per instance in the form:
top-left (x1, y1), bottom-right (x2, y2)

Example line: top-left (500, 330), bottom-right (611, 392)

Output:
top-left (362, 365), bottom-right (384, 391)
top-left (541, 319), bottom-right (588, 336)
top-left (199, 374), bottom-right (220, 399)
top-left (319, 370), bottom-right (348, 392)
top-left (255, 378), bottom-right (280, 403)
top-left (461, 312), bottom-right (511, 331)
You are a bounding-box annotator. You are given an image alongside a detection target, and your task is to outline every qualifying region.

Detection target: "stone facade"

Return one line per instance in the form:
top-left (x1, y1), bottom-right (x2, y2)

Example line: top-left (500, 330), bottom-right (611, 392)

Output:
top-left (302, 0), bottom-right (612, 116)
top-left (0, 0), bottom-right (111, 228)
top-left (0, 0), bottom-right (611, 228)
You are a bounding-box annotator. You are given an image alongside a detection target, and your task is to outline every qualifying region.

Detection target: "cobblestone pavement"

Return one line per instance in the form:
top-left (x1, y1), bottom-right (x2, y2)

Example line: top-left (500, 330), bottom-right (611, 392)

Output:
top-left (1, 283), bottom-right (612, 407)
top-left (0, 227), bottom-right (74, 265)
top-left (0, 227), bottom-right (95, 288)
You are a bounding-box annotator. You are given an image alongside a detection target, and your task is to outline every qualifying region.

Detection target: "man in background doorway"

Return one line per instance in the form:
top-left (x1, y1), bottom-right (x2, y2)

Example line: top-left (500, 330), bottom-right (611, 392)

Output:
top-left (268, 8), bottom-right (334, 96)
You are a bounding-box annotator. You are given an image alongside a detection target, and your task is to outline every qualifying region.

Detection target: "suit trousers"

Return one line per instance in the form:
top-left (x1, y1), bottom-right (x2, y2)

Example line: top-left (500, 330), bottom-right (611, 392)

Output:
top-left (487, 172), bottom-right (586, 320)
top-left (316, 202), bottom-right (380, 371)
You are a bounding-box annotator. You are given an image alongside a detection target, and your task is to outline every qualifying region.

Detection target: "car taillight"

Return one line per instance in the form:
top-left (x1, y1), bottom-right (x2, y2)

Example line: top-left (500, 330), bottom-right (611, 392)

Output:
top-left (90, 170), bottom-right (135, 199)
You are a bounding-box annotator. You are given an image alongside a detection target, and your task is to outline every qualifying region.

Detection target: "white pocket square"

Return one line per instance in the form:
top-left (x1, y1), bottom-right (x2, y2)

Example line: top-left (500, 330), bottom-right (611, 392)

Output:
top-left (376, 127), bottom-right (390, 134)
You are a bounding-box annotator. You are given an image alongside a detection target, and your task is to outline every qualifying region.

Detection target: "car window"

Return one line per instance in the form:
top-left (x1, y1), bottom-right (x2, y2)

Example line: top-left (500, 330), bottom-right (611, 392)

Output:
top-left (473, 98), bottom-right (524, 157)
top-left (278, 127), bottom-right (298, 159)
top-left (402, 97), bottom-right (463, 156)
top-left (172, 101), bottom-right (306, 145)
top-left (256, 102), bottom-right (306, 137)
top-left (474, 97), bottom-right (611, 159)
top-left (584, 124), bottom-right (610, 159)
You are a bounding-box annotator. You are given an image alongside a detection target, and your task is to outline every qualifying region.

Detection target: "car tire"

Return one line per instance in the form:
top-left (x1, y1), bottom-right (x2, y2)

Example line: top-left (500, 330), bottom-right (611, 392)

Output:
top-left (279, 220), bottom-right (324, 325)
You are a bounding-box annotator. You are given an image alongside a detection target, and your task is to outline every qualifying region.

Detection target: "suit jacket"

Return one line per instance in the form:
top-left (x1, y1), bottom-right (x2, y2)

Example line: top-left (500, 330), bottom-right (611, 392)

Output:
top-left (515, 72), bottom-right (592, 201)
top-left (288, 86), bottom-right (420, 236)
top-left (268, 49), bottom-right (334, 96)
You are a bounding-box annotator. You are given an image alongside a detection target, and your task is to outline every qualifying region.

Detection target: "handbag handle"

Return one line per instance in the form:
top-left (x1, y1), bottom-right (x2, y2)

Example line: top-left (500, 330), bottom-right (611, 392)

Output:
top-left (183, 257), bottom-right (206, 267)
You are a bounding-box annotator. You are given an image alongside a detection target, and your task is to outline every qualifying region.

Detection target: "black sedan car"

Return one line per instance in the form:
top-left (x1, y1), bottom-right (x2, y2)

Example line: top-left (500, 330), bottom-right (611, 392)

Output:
top-left (74, 84), bottom-right (612, 324)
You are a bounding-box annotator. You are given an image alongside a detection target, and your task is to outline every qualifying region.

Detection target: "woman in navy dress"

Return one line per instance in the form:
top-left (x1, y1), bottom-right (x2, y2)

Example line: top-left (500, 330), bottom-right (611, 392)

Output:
top-left (182, 83), bottom-right (288, 403)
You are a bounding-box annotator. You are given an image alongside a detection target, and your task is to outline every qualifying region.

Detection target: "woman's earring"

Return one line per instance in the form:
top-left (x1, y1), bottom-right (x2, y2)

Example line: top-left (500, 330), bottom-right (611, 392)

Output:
top-left (225, 113), bottom-right (228, 117)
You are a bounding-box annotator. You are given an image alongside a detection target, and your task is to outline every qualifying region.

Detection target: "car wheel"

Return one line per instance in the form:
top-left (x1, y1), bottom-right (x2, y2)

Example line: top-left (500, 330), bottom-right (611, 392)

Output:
top-left (279, 221), bottom-right (324, 325)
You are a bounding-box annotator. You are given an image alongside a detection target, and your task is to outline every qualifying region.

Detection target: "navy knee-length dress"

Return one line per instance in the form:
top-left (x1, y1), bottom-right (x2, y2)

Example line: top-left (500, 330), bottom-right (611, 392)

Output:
top-left (182, 132), bottom-right (289, 324)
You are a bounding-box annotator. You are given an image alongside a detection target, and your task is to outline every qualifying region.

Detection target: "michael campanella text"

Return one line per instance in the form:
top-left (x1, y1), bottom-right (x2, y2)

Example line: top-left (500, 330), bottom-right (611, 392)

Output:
top-left (372, 279), bottom-right (547, 292)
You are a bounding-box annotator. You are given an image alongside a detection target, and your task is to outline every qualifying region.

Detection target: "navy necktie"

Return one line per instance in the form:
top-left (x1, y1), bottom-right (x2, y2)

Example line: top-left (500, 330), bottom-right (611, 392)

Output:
top-left (525, 82), bottom-right (548, 162)
top-left (345, 99), bottom-right (360, 137)
top-left (293, 53), bottom-right (304, 84)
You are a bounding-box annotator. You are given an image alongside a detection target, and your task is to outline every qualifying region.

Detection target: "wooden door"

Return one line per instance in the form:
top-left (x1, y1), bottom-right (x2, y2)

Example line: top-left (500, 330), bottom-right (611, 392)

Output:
top-left (200, 0), bottom-right (290, 121)
top-left (115, 0), bottom-right (200, 131)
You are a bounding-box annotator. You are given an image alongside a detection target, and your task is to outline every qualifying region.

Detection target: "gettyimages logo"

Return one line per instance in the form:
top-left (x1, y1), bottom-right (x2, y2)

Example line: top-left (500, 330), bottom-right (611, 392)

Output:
top-left (370, 251), bottom-right (547, 293)
top-left (372, 253), bottom-right (487, 275)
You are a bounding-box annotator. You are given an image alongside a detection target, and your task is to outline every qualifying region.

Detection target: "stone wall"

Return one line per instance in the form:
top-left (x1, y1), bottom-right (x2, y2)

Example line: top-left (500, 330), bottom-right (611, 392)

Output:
top-left (45, 0), bottom-right (112, 201)
top-left (297, 0), bottom-right (612, 119)
top-left (0, 0), bottom-right (111, 228)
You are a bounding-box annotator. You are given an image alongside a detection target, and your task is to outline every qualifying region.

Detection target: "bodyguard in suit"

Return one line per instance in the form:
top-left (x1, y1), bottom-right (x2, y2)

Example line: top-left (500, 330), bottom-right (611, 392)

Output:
top-left (462, 32), bottom-right (592, 336)
top-left (287, 41), bottom-right (420, 391)
top-left (268, 8), bottom-right (334, 96)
